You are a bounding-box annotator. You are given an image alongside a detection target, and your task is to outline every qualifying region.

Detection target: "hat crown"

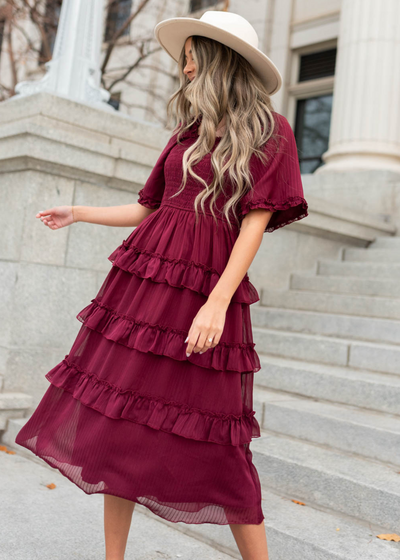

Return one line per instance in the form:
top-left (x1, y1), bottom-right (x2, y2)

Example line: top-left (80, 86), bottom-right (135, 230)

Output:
top-left (199, 11), bottom-right (259, 50)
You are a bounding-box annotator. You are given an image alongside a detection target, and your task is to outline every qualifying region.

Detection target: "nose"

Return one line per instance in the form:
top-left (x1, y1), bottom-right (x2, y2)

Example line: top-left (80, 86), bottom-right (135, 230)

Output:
top-left (184, 61), bottom-right (195, 79)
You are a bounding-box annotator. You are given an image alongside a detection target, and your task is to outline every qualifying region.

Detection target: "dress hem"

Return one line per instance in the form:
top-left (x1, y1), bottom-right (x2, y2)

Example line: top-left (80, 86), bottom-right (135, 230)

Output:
top-left (14, 439), bottom-right (264, 525)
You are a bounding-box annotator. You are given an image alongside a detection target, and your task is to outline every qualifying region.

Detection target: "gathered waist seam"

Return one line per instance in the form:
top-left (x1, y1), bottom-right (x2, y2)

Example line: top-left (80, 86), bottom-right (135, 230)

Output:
top-left (160, 201), bottom-right (238, 226)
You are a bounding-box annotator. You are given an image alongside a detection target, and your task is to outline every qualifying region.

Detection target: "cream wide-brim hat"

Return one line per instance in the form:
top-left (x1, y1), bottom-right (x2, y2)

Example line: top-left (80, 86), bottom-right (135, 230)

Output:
top-left (154, 10), bottom-right (282, 95)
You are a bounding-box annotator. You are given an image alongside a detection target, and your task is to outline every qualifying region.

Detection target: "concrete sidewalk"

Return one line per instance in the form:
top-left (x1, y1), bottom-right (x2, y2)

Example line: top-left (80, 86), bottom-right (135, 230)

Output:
top-left (0, 446), bottom-right (238, 560)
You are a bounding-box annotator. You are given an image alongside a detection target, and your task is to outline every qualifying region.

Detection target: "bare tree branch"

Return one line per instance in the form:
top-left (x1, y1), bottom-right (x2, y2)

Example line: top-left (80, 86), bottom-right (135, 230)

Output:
top-left (101, 0), bottom-right (152, 74)
top-left (21, 0), bottom-right (53, 63)
top-left (106, 44), bottom-right (162, 90)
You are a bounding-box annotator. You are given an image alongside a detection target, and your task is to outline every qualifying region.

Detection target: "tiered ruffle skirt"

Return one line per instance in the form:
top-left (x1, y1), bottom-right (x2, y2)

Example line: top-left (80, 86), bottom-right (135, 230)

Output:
top-left (15, 204), bottom-right (265, 525)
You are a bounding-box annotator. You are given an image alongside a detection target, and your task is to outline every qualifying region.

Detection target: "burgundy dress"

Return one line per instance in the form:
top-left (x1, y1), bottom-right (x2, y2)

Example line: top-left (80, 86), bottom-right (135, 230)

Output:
top-left (15, 112), bottom-right (308, 525)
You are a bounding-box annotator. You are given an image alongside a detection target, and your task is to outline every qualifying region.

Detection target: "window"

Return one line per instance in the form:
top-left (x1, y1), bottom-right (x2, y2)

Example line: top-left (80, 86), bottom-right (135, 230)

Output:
top-left (294, 94), bottom-right (333, 173)
top-left (189, 0), bottom-right (218, 13)
top-left (0, 19), bottom-right (5, 62)
top-left (105, 0), bottom-right (132, 42)
top-left (289, 46), bottom-right (337, 174)
top-left (39, 0), bottom-right (62, 65)
top-left (108, 91), bottom-right (121, 111)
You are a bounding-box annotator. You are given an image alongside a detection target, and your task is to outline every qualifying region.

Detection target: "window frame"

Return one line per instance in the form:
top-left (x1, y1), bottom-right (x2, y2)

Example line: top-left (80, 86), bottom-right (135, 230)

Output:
top-left (287, 39), bottom-right (337, 173)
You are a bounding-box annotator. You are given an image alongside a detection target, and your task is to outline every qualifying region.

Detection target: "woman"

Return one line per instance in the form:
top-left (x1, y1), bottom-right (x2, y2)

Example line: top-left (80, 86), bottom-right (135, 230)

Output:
top-left (15, 10), bottom-right (308, 560)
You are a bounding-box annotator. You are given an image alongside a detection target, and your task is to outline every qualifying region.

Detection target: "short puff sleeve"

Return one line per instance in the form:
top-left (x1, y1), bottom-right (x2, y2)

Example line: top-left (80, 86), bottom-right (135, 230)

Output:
top-left (239, 114), bottom-right (308, 233)
top-left (137, 133), bottom-right (177, 210)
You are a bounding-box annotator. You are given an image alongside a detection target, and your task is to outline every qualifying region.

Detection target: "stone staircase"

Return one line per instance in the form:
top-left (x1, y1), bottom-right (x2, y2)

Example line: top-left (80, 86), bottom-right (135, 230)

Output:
top-left (248, 235), bottom-right (400, 558)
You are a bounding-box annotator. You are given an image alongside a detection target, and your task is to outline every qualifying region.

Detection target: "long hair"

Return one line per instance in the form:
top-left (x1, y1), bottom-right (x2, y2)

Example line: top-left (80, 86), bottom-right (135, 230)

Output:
top-left (165, 35), bottom-right (279, 231)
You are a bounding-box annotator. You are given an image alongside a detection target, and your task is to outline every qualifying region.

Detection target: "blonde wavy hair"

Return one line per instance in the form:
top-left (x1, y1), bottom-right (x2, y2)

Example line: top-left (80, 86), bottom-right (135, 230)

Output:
top-left (165, 34), bottom-right (278, 231)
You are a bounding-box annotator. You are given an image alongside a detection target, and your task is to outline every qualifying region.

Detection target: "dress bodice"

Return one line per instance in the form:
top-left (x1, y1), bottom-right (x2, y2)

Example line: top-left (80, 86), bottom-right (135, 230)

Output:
top-left (161, 120), bottom-right (234, 223)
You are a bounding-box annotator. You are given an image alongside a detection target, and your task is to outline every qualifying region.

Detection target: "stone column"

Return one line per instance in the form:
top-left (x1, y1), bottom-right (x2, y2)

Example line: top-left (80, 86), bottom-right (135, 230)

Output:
top-left (14, 0), bottom-right (112, 110)
top-left (317, 0), bottom-right (400, 174)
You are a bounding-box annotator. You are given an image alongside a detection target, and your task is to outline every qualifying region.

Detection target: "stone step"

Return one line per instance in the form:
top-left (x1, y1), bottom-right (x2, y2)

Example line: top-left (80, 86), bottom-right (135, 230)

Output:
top-left (259, 490), bottom-right (400, 560)
top-left (253, 387), bottom-right (400, 465)
top-left (261, 288), bottom-right (400, 320)
top-left (370, 237), bottom-right (400, 249)
top-left (252, 327), bottom-right (400, 375)
top-left (255, 354), bottom-right (400, 415)
top-left (343, 247), bottom-right (400, 262)
top-left (163, 487), bottom-right (400, 560)
top-left (251, 306), bottom-right (400, 345)
top-left (291, 272), bottom-right (400, 298)
top-left (0, 393), bottom-right (33, 430)
top-left (1, 417), bottom-right (43, 465)
top-left (251, 432), bottom-right (400, 532)
top-left (318, 259), bottom-right (400, 279)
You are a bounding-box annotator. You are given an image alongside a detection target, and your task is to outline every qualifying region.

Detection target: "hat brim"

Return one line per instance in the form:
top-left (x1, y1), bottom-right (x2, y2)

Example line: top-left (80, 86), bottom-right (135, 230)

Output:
top-left (154, 17), bottom-right (282, 95)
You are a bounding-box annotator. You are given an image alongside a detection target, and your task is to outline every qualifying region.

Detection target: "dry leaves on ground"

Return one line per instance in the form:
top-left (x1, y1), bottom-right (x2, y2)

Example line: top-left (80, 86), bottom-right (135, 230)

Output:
top-left (0, 444), bottom-right (15, 454)
top-left (376, 534), bottom-right (400, 542)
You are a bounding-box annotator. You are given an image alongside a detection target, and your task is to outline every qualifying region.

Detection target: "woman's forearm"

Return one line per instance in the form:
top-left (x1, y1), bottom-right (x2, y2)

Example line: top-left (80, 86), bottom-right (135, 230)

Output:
top-left (208, 209), bottom-right (274, 307)
top-left (74, 203), bottom-right (157, 227)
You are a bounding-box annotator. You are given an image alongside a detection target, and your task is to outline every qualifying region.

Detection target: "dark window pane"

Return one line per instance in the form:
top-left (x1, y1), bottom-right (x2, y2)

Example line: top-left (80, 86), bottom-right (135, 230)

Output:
top-left (0, 19), bottom-right (5, 61)
top-left (39, 0), bottom-right (62, 65)
top-left (108, 92), bottom-right (121, 111)
top-left (294, 94), bottom-right (333, 173)
top-left (299, 48), bottom-right (336, 82)
top-left (105, 0), bottom-right (132, 42)
top-left (189, 0), bottom-right (218, 12)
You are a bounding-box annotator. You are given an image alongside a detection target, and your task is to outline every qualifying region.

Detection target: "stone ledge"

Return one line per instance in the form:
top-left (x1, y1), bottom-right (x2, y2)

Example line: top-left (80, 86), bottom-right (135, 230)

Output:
top-left (289, 194), bottom-right (396, 245)
top-left (0, 91), bottom-right (172, 150)
top-left (0, 393), bottom-right (33, 430)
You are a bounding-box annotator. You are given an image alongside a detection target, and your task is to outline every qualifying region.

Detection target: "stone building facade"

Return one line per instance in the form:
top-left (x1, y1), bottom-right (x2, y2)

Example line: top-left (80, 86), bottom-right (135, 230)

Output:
top-left (1, 3), bottom-right (400, 555)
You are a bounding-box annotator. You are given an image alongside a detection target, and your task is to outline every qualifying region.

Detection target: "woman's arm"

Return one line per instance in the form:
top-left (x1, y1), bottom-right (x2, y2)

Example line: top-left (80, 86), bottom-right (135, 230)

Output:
top-left (36, 203), bottom-right (157, 230)
top-left (74, 203), bottom-right (157, 227)
top-left (185, 208), bottom-right (273, 356)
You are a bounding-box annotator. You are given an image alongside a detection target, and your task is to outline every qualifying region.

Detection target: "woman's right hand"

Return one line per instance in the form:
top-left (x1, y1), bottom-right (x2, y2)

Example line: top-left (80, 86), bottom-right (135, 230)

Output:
top-left (36, 206), bottom-right (76, 230)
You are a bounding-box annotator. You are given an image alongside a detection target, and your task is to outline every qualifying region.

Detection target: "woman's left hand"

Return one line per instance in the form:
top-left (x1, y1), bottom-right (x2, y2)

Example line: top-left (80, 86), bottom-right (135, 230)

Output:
top-left (185, 298), bottom-right (229, 356)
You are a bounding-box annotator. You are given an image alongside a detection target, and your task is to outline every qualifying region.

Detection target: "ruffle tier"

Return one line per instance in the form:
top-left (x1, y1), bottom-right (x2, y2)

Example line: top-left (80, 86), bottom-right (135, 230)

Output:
top-left (76, 298), bottom-right (261, 374)
top-left (108, 240), bottom-right (259, 305)
top-left (45, 357), bottom-right (261, 446)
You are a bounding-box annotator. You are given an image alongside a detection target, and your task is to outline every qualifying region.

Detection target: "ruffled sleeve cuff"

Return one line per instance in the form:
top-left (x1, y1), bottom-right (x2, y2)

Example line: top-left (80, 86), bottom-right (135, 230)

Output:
top-left (137, 188), bottom-right (162, 210)
top-left (240, 195), bottom-right (309, 233)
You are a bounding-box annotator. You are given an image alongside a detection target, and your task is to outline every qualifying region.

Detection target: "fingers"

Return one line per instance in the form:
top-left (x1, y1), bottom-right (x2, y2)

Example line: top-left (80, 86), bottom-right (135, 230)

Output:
top-left (185, 331), bottom-right (218, 357)
top-left (200, 334), bottom-right (215, 354)
top-left (39, 217), bottom-right (55, 228)
top-left (36, 209), bottom-right (53, 228)
top-left (36, 209), bottom-right (53, 218)
top-left (185, 331), bottom-right (199, 357)
top-left (36, 209), bottom-right (61, 229)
